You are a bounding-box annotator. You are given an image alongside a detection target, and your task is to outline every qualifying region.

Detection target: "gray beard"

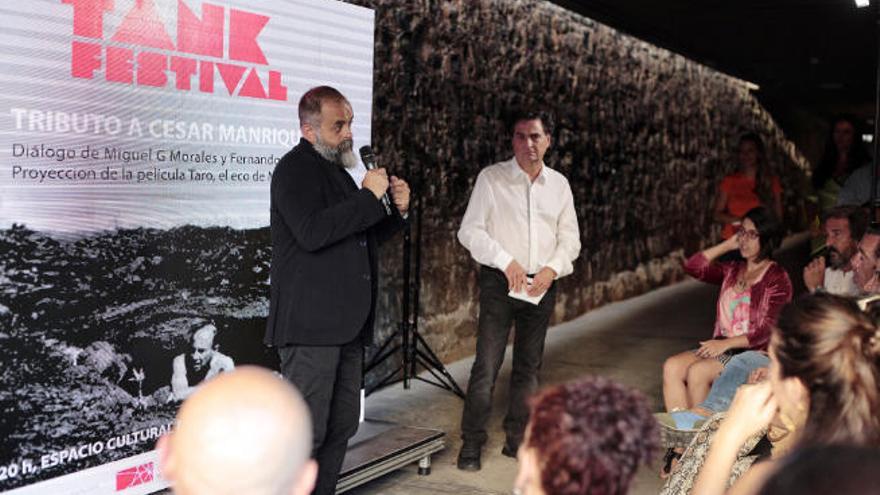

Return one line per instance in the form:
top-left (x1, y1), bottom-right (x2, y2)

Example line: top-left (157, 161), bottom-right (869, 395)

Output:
top-left (314, 136), bottom-right (358, 168)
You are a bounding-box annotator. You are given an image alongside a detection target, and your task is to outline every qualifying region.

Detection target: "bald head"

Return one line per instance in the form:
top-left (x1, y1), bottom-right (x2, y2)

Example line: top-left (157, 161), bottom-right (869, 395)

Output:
top-left (159, 366), bottom-right (316, 495)
top-left (191, 324), bottom-right (216, 348)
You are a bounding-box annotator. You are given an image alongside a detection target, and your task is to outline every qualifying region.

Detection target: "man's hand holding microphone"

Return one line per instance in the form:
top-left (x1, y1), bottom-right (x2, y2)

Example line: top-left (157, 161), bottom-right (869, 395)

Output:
top-left (360, 145), bottom-right (410, 216)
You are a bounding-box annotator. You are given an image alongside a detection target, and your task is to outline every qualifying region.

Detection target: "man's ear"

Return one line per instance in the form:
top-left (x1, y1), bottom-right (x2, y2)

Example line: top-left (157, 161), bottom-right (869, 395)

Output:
top-left (156, 434), bottom-right (176, 482)
top-left (301, 123), bottom-right (316, 144)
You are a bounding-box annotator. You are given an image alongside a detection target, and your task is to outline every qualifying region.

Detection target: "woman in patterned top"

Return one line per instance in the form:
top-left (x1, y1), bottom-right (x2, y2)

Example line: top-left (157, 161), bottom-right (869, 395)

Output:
top-left (663, 207), bottom-right (791, 415)
top-left (691, 293), bottom-right (880, 495)
top-left (659, 207), bottom-right (791, 476)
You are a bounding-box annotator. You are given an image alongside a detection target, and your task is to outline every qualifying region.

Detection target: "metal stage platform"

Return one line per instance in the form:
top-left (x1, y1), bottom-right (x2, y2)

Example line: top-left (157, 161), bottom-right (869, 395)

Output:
top-left (336, 419), bottom-right (446, 493)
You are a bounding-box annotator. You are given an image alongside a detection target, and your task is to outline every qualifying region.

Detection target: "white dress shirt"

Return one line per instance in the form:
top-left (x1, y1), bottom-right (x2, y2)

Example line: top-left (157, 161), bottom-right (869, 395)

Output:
top-left (824, 267), bottom-right (860, 296)
top-left (458, 158), bottom-right (581, 278)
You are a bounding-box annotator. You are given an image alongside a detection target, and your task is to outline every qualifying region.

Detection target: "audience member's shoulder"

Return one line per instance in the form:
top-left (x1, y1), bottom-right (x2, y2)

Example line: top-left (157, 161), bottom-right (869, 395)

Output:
top-left (845, 163), bottom-right (872, 182)
top-left (768, 261), bottom-right (794, 284)
top-left (720, 171), bottom-right (756, 187)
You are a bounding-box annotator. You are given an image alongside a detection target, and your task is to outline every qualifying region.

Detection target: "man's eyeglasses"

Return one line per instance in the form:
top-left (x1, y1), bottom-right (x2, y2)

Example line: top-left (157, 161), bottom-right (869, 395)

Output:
top-left (735, 227), bottom-right (760, 241)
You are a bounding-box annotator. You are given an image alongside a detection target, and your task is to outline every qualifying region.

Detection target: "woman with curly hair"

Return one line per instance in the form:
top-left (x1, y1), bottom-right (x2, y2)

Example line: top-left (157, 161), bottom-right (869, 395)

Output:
top-left (691, 293), bottom-right (880, 495)
top-left (513, 376), bottom-right (659, 495)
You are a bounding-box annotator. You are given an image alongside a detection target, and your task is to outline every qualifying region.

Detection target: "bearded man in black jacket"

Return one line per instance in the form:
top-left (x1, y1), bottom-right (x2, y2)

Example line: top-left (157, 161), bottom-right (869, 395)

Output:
top-left (265, 86), bottom-right (409, 495)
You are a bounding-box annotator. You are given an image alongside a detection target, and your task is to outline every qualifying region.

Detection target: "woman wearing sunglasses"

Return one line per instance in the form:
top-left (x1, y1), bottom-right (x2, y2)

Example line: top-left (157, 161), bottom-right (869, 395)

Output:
top-left (659, 206), bottom-right (792, 476)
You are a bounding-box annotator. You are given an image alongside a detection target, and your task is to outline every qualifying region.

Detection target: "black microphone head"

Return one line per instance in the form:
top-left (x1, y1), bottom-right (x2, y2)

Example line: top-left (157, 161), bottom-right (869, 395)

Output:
top-left (359, 145), bottom-right (375, 169)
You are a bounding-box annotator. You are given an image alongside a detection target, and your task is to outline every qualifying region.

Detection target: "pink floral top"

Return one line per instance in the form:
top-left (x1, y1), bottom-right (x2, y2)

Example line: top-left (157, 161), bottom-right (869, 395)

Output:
top-left (717, 286), bottom-right (751, 338)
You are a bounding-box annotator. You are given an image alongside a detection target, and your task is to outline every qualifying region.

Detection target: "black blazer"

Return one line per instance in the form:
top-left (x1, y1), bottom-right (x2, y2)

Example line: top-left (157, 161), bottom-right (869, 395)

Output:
top-left (265, 139), bottom-right (405, 346)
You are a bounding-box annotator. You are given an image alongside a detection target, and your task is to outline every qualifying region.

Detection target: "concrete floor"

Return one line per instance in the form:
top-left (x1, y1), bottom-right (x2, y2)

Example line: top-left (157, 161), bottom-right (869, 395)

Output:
top-left (346, 278), bottom-right (719, 495)
top-left (150, 236), bottom-right (806, 495)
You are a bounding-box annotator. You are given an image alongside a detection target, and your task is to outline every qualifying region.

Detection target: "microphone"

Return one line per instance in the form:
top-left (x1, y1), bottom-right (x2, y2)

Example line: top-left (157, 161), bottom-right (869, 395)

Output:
top-left (359, 145), bottom-right (393, 216)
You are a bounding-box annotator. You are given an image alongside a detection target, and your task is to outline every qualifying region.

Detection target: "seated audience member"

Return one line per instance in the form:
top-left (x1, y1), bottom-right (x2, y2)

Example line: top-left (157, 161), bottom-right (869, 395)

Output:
top-left (658, 208), bottom-right (873, 441)
top-left (663, 206), bottom-right (790, 416)
top-left (171, 323), bottom-right (235, 401)
top-left (656, 350), bottom-right (769, 446)
top-left (689, 294), bottom-right (880, 495)
top-left (713, 133), bottom-right (783, 243)
top-left (661, 292), bottom-right (880, 491)
top-left (812, 115), bottom-right (869, 211)
top-left (757, 445), bottom-right (880, 495)
top-left (836, 162), bottom-right (878, 207)
top-left (853, 227), bottom-right (880, 295)
top-left (158, 366), bottom-right (317, 495)
top-left (513, 376), bottom-right (658, 495)
top-left (802, 206), bottom-right (866, 296)
top-left (660, 209), bottom-right (867, 441)
top-left (864, 276), bottom-right (880, 297)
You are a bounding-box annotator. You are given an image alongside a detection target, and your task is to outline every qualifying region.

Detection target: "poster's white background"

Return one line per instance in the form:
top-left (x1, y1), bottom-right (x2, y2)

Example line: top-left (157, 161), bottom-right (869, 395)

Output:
top-left (0, 0), bottom-right (374, 236)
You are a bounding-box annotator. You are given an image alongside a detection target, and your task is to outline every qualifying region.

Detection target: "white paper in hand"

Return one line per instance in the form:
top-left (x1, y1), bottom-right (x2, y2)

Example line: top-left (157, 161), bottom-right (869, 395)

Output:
top-left (508, 277), bottom-right (546, 305)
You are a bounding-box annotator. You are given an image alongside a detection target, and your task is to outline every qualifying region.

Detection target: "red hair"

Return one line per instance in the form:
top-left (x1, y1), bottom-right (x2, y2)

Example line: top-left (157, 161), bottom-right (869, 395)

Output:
top-left (526, 376), bottom-right (658, 495)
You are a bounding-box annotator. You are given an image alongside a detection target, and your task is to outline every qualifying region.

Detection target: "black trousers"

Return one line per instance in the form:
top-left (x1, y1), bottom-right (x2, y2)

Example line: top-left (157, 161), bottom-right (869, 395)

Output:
top-left (460, 266), bottom-right (557, 447)
top-left (278, 337), bottom-right (362, 495)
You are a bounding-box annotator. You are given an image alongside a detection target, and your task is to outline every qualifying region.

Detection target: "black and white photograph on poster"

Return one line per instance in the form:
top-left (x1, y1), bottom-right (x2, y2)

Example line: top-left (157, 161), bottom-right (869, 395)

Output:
top-left (0, 223), bottom-right (275, 487)
top-left (0, 0), bottom-right (375, 491)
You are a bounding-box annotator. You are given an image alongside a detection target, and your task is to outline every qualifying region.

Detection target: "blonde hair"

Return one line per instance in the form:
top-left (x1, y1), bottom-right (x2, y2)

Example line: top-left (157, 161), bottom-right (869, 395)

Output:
top-left (774, 294), bottom-right (880, 447)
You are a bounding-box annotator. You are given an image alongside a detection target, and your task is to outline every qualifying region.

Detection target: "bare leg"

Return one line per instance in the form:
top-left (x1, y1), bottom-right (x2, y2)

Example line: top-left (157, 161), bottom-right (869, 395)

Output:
top-left (685, 358), bottom-right (724, 407)
top-left (662, 351), bottom-right (701, 411)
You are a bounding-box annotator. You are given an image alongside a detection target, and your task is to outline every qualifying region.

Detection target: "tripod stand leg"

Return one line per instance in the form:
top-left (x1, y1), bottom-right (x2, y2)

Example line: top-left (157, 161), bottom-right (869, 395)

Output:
top-left (401, 321), bottom-right (411, 389)
top-left (404, 330), bottom-right (464, 397)
top-left (414, 348), bottom-right (465, 398)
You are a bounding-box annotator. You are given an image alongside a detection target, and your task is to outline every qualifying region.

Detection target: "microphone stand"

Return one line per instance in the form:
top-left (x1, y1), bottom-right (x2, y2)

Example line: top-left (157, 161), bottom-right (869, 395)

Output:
top-left (364, 150), bottom-right (464, 399)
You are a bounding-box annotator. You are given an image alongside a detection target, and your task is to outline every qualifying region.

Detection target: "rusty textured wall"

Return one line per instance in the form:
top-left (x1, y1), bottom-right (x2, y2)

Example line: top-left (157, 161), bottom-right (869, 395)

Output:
top-left (351, 0), bottom-right (810, 373)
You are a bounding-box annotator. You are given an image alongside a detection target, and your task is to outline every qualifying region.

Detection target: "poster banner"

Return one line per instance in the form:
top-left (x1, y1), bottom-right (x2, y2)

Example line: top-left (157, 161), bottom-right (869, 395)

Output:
top-left (0, 0), bottom-right (374, 492)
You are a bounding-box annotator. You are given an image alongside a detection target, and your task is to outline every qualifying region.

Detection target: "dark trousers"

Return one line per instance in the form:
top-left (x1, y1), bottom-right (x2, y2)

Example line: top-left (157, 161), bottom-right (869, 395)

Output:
top-left (460, 266), bottom-right (557, 448)
top-left (278, 337), bottom-right (362, 495)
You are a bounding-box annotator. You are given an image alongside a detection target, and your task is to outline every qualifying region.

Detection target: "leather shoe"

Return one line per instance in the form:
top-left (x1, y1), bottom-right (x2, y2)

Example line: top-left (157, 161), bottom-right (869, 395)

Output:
top-left (457, 443), bottom-right (481, 471)
top-left (501, 440), bottom-right (519, 458)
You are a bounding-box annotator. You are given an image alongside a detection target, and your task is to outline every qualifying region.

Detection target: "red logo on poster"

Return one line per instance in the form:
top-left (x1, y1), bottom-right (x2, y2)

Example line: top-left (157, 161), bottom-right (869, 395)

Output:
top-left (115, 462), bottom-right (155, 491)
top-left (60, 0), bottom-right (288, 101)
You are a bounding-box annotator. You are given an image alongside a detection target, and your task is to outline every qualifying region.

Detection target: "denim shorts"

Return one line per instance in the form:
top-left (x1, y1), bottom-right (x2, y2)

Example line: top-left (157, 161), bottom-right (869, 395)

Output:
top-left (692, 347), bottom-right (741, 365)
top-left (700, 350), bottom-right (770, 413)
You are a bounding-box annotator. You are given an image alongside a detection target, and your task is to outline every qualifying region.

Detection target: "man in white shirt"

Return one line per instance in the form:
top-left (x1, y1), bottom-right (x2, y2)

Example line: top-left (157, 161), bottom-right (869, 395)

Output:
top-left (456, 110), bottom-right (580, 471)
top-left (803, 206), bottom-right (867, 296)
